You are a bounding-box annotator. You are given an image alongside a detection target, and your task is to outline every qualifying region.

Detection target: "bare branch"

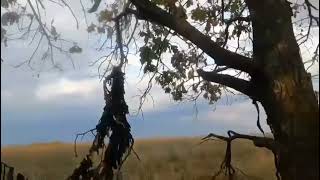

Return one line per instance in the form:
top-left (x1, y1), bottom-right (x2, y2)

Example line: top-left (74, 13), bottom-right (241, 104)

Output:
top-left (202, 130), bottom-right (280, 179)
top-left (27, 0), bottom-right (52, 51)
top-left (60, 0), bottom-right (79, 29)
top-left (126, 17), bottom-right (138, 46)
top-left (14, 34), bottom-right (44, 69)
top-left (48, 0), bottom-right (64, 7)
top-left (74, 128), bottom-right (97, 157)
top-left (297, 0), bottom-right (319, 45)
top-left (79, 0), bottom-right (89, 27)
top-left (252, 99), bottom-right (265, 135)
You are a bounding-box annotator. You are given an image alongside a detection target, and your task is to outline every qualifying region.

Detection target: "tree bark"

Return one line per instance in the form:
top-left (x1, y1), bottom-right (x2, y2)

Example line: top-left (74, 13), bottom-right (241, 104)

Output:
top-left (245, 0), bottom-right (319, 179)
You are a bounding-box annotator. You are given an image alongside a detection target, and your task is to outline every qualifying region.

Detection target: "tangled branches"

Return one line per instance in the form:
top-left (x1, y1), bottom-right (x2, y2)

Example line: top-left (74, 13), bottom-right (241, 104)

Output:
top-left (69, 66), bottom-right (134, 180)
top-left (201, 130), bottom-right (280, 180)
top-left (1, 0), bottom-right (80, 70)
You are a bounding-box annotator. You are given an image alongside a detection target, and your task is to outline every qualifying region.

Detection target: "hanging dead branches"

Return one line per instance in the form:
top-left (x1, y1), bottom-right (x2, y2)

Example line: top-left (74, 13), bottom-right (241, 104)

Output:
top-left (201, 130), bottom-right (280, 180)
top-left (69, 7), bottom-right (136, 179)
top-left (69, 66), bottom-right (134, 180)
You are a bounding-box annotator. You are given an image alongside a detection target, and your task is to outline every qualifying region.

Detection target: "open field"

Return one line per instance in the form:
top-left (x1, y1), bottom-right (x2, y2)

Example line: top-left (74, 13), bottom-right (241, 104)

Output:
top-left (1, 137), bottom-right (276, 180)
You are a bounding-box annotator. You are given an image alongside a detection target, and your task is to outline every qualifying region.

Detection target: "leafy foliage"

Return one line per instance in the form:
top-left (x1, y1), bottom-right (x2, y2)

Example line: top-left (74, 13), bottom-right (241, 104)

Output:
top-left (98, 9), bottom-right (114, 23)
top-left (1, 12), bottom-right (20, 26)
top-left (0, 0), bottom-right (318, 105)
top-left (1, 0), bottom-right (16, 8)
top-left (191, 6), bottom-right (208, 22)
top-left (87, 23), bottom-right (97, 33)
top-left (137, 24), bottom-right (222, 102)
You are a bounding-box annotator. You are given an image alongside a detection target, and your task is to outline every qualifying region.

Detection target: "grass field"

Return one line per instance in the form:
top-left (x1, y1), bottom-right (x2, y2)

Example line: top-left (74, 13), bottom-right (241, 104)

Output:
top-left (1, 137), bottom-right (277, 180)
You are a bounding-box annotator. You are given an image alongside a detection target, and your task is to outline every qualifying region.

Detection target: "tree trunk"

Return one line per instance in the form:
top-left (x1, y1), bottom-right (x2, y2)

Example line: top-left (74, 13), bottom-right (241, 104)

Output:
top-left (246, 0), bottom-right (319, 179)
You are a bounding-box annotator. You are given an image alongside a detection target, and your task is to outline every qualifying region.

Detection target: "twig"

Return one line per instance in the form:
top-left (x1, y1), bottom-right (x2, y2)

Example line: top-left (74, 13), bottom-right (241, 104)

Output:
top-left (74, 128), bottom-right (96, 157)
top-left (126, 17), bottom-right (138, 46)
top-left (297, 0), bottom-right (319, 45)
top-left (202, 130), bottom-right (280, 179)
top-left (252, 99), bottom-right (265, 135)
top-left (79, 0), bottom-right (89, 27)
top-left (60, 0), bottom-right (79, 29)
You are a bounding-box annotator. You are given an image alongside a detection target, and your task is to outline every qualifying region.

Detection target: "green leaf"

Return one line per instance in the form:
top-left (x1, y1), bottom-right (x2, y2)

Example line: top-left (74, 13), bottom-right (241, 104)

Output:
top-left (97, 26), bottom-right (105, 34)
top-left (191, 7), bottom-right (208, 22)
top-left (1, 12), bottom-right (20, 26)
top-left (139, 46), bottom-right (157, 65)
top-left (98, 9), bottom-right (113, 23)
top-left (139, 31), bottom-right (151, 44)
top-left (69, 45), bottom-right (82, 53)
top-left (164, 87), bottom-right (171, 93)
top-left (144, 64), bottom-right (157, 73)
top-left (152, 37), bottom-right (169, 52)
top-left (171, 90), bottom-right (183, 101)
top-left (229, 0), bottom-right (242, 13)
top-left (51, 26), bottom-right (58, 40)
top-left (87, 23), bottom-right (96, 33)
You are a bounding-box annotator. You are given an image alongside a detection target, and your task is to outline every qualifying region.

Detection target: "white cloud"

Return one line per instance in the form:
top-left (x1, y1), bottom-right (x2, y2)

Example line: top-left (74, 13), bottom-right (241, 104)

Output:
top-left (1, 90), bottom-right (13, 99)
top-left (127, 54), bottom-right (141, 67)
top-left (125, 77), bottom-right (172, 113)
top-left (35, 78), bottom-right (100, 101)
top-left (33, 72), bottom-right (172, 113)
top-left (199, 100), bottom-right (271, 134)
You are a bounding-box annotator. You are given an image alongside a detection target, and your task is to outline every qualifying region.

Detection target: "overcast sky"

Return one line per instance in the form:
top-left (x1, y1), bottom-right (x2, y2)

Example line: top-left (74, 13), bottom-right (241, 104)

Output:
top-left (1, 0), bottom-right (319, 146)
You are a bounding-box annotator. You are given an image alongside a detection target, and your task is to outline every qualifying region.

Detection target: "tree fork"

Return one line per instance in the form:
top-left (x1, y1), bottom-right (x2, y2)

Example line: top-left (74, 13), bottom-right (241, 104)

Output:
top-left (202, 130), bottom-right (281, 179)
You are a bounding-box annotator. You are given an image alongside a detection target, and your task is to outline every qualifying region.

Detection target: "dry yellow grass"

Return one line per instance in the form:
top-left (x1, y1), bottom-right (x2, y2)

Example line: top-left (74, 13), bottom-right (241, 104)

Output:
top-left (1, 137), bottom-right (276, 180)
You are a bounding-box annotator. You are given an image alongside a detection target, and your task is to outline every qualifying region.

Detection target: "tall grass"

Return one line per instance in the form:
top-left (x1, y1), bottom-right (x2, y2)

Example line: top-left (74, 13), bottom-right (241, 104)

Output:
top-left (1, 137), bottom-right (276, 180)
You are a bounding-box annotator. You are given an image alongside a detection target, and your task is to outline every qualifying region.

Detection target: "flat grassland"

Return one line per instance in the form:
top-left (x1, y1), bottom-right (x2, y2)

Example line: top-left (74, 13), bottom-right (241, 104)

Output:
top-left (1, 137), bottom-right (276, 180)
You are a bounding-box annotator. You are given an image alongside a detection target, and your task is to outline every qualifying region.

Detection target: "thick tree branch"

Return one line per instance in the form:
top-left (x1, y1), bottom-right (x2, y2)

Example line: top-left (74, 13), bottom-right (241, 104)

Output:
top-left (202, 130), bottom-right (277, 152)
top-left (197, 69), bottom-right (255, 97)
top-left (130, 0), bottom-right (258, 75)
